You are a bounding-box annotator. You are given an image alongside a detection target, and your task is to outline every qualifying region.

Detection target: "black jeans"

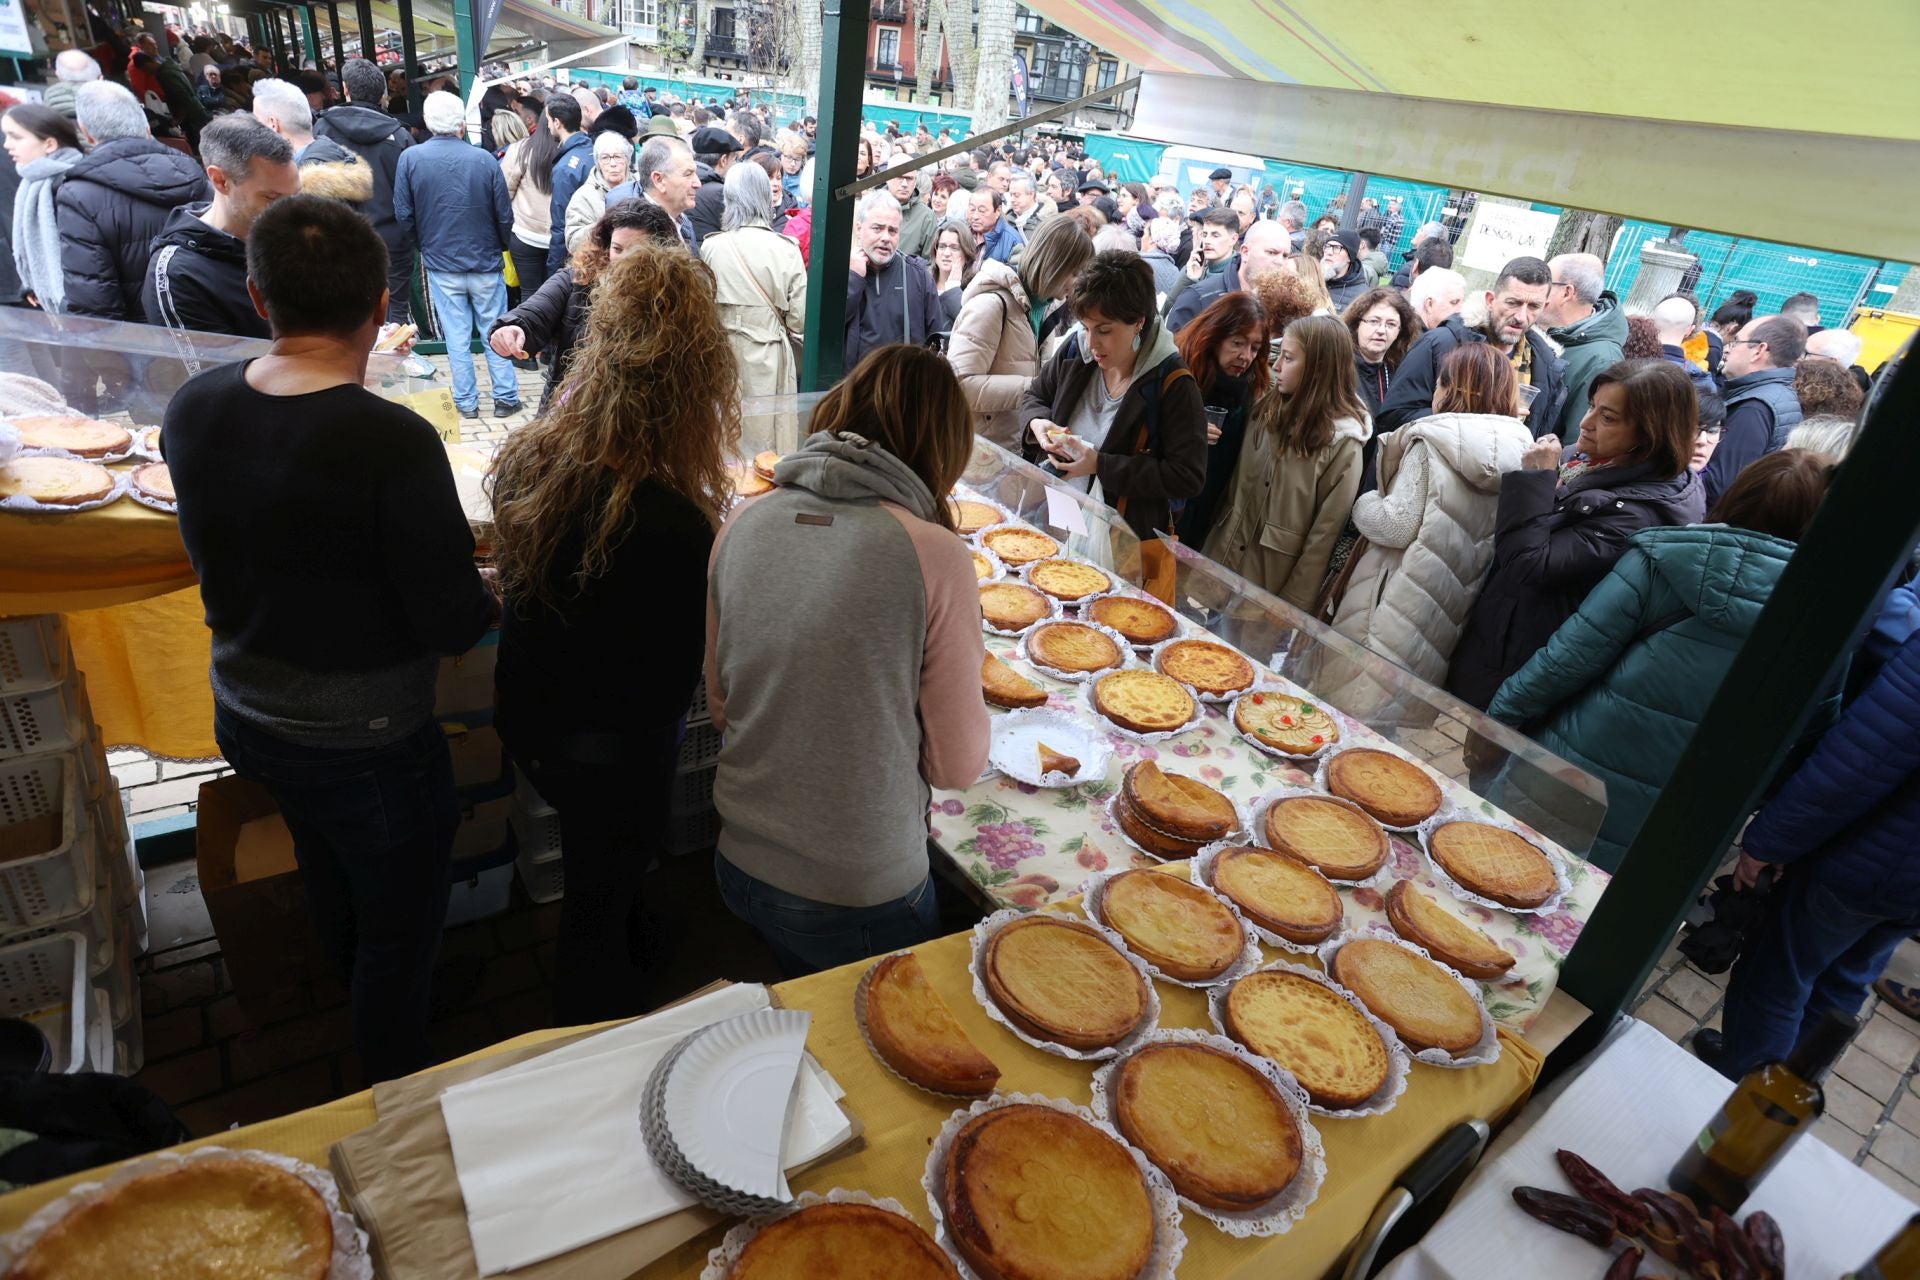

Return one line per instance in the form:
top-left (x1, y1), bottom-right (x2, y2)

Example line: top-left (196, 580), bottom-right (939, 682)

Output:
top-left (507, 726), bottom-right (679, 1025)
top-left (386, 245), bottom-right (415, 323)
top-left (508, 239), bottom-right (551, 306)
top-left (214, 704), bottom-right (456, 1084)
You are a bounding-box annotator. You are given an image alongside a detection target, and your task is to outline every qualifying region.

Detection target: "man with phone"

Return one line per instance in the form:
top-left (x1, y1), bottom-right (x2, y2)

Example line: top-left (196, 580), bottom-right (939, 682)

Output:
top-left (844, 191), bottom-right (940, 368)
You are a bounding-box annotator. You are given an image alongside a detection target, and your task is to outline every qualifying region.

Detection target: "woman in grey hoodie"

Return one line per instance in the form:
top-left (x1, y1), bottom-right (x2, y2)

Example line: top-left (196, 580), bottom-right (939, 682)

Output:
top-left (706, 346), bottom-right (990, 975)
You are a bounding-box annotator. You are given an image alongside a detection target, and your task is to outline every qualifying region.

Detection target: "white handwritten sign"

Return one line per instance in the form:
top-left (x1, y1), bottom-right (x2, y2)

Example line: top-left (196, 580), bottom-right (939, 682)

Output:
top-left (1459, 204), bottom-right (1561, 274)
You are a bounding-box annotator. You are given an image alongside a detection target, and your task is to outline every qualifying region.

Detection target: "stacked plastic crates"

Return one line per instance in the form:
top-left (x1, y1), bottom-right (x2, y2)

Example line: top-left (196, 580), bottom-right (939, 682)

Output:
top-left (0, 615), bottom-right (144, 1075)
top-left (510, 682), bottom-right (722, 903)
top-left (437, 628), bottom-right (518, 925)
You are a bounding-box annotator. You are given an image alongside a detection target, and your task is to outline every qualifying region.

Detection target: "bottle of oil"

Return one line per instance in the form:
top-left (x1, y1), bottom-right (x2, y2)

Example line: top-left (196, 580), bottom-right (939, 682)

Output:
top-left (1668, 1009), bottom-right (1856, 1213)
top-left (1846, 1214), bottom-right (1920, 1279)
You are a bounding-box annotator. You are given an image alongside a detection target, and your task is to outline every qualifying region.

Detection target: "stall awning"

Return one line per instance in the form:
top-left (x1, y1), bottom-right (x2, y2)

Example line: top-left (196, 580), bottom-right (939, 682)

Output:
top-left (1024, 0), bottom-right (1920, 262)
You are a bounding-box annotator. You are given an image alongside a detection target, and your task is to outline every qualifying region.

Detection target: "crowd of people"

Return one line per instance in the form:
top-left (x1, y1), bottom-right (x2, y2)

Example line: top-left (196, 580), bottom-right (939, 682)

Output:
top-left (4, 34), bottom-right (1910, 1097)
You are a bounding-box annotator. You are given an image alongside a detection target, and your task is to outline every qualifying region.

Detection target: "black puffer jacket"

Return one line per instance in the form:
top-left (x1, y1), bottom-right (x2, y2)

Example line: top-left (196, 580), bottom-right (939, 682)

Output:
top-left (56, 137), bottom-right (212, 320)
top-left (312, 103), bottom-right (413, 254)
top-left (490, 266), bottom-right (588, 398)
top-left (141, 203), bottom-right (270, 343)
top-left (689, 164), bottom-right (725, 249)
top-left (1445, 460), bottom-right (1706, 710)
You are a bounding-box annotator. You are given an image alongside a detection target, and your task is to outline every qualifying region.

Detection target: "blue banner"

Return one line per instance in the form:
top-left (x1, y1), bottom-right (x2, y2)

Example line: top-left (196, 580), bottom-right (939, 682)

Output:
top-left (1011, 52), bottom-right (1030, 119)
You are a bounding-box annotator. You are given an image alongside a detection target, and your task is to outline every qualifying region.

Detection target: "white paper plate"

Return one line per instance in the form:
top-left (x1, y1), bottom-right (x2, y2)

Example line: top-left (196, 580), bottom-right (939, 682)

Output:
top-left (661, 1007), bottom-right (813, 1202)
top-left (988, 708), bottom-right (1115, 787)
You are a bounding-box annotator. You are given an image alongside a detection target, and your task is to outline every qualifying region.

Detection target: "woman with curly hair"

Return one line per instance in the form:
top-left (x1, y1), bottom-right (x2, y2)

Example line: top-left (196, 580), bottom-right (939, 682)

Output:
top-left (488, 199), bottom-right (681, 402)
top-left (708, 346), bottom-right (989, 974)
top-left (489, 245), bottom-right (740, 1021)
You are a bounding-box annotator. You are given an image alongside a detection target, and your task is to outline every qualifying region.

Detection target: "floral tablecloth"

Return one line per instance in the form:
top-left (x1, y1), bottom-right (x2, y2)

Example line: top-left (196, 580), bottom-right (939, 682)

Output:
top-left (929, 631), bottom-right (1608, 1035)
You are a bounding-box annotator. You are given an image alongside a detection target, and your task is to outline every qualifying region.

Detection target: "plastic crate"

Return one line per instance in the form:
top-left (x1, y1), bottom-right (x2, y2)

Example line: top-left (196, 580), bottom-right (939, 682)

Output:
top-left (445, 839), bottom-right (516, 926)
top-left (675, 720), bottom-right (722, 774)
top-left (686, 680), bottom-right (710, 727)
top-left (93, 782), bottom-right (130, 890)
top-left (83, 983), bottom-right (114, 1074)
top-left (0, 933), bottom-right (89, 1073)
top-left (0, 752), bottom-right (97, 930)
top-left (0, 846), bottom-right (112, 975)
top-left (514, 841), bottom-right (564, 904)
top-left (670, 765), bottom-right (715, 817)
top-left (665, 766), bottom-right (719, 857)
top-left (92, 913), bottom-right (135, 1026)
top-left (0, 616), bottom-right (70, 695)
top-left (112, 994), bottom-right (144, 1076)
top-left (0, 676), bottom-right (89, 761)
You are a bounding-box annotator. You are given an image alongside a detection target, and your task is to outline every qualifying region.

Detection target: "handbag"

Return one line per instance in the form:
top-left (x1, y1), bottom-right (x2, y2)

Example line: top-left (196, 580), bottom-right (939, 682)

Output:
top-left (501, 250), bottom-right (519, 290)
top-left (1114, 365), bottom-right (1197, 606)
top-left (1314, 533), bottom-right (1371, 623)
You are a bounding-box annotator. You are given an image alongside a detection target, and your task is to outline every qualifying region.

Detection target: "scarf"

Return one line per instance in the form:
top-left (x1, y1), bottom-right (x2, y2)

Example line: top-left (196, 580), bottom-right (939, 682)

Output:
top-left (12, 149), bottom-right (81, 314)
top-left (1559, 453), bottom-right (1612, 487)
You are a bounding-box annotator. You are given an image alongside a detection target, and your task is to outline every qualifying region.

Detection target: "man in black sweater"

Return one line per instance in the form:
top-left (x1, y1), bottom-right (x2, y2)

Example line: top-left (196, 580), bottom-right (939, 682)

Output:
top-left (162, 194), bottom-right (497, 1084)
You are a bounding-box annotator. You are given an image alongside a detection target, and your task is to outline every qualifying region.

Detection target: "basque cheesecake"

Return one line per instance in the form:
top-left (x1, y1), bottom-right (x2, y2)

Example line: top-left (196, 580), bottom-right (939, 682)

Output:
top-left (943, 1105), bottom-right (1156, 1280)
top-left (1222, 969), bottom-right (1391, 1111)
top-left (862, 952), bottom-right (1000, 1096)
top-left (733, 1202), bottom-right (958, 1279)
top-left (971, 551), bottom-right (998, 581)
top-left (1210, 846), bottom-right (1344, 945)
top-left (1027, 621), bottom-right (1123, 674)
top-left (981, 526), bottom-right (1059, 566)
top-left (3, 1157), bottom-right (333, 1280)
top-left (11, 414), bottom-right (131, 458)
top-left (1027, 558), bottom-right (1113, 602)
top-left (1086, 595), bottom-right (1179, 646)
top-left (1428, 821), bottom-right (1558, 909)
top-left (981, 653), bottom-right (1048, 709)
top-left (980, 582), bottom-right (1051, 632)
top-left (1233, 694), bottom-right (1339, 756)
top-left (0, 456), bottom-right (115, 507)
top-left (1112, 1042), bottom-right (1304, 1212)
top-left (1384, 881), bottom-right (1515, 979)
top-left (752, 450), bottom-right (782, 481)
top-left (982, 916), bottom-right (1148, 1051)
top-left (1261, 796), bottom-right (1390, 881)
top-left (1325, 748), bottom-right (1443, 828)
top-left (1091, 670), bottom-right (1197, 736)
top-left (131, 462), bottom-right (175, 504)
top-left (1095, 868), bottom-right (1244, 982)
top-left (951, 499), bottom-right (1003, 535)
top-left (1330, 938), bottom-right (1484, 1055)
top-left (1155, 639), bottom-right (1256, 697)
top-left (1036, 743), bottom-right (1082, 778)
top-left (728, 461), bottom-right (775, 498)
top-left (1113, 761), bottom-right (1235, 860)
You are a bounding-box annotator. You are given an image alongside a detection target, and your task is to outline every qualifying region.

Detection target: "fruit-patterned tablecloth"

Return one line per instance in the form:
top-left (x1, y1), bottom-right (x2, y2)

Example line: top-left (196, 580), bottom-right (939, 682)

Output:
top-left (929, 632), bottom-right (1608, 1036)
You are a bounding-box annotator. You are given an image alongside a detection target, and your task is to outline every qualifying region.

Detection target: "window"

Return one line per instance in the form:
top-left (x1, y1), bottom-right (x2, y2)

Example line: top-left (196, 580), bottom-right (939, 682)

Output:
top-left (1095, 58), bottom-right (1117, 91)
top-left (875, 26), bottom-right (900, 68)
top-left (1015, 8), bottom-right (1044, 35)
top-left (1028, 39), bottom-right (1059, 79)
top-left (615, 0), bottom-right (659, 37)
top-left (711, 7), bottom-right (735, 39)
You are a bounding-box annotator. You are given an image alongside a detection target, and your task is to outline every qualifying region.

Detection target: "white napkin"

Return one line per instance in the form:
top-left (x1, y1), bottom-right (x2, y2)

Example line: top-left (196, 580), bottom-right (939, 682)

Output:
top-left (439, 986), bottom-right (854, 1276)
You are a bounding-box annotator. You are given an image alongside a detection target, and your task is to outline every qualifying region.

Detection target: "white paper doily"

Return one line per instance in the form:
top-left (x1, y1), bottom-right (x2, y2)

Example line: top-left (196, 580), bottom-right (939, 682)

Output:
top-left (971, 544), bottom-right (1007, 583)
top-left (951, 492), bottom-right (1011, 539)
top-left (968, 908), bottom-right (1160, 1060)
top-left (1192, 839), bottom-right (1348, 955)
top-left (974, 521), bottom-right (1062, 568)
top-left (1208, 960), bottom-right (1412, 1119)
top-left (1079, 866), bottom-right (1263, 988)
top-left (1020, 558), bottom-right (1125, 611)
top-left (0, 421), bottom-right (18, 468)
top-left (980, 582), bottom-right (1063, 637)
top-left (1089, 1029), bottom-right (1327, 1237)
top-left (0, 469), bottom-right (131, 514)
top-left (1080, 677), bottom-right (1208, 743)
top-left (853, 951), bottom-right (1000, 1100)
top-left (1249, 787), bottom-right (1396, 890)
top-left (1018, 618), bottom-right (1135, 683)
top-left (700, 1187), bottom-right (951, 1280)
top-left (923, 1092), bottom-right (1187, 1280)
top-left (988, 707), bottom-right (1115, 787)
top-left (0, 1146), bottom-right (372, 1279)
top-left (1146, 636), bottom-right (1262, 703)
top-left (1316, 926), bottom-right (1502, 1069)
top-left (1104, 789), bottom-right (1251, 865)
top-left (1224, 684), bottom-right (1342, 762)
top-left (1413, 810), bottom-right (1572, 916)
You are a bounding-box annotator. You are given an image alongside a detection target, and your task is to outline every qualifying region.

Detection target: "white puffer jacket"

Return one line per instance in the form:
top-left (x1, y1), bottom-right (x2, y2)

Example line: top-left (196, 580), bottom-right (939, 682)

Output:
top-left (1329, 412), bottom-right (1532, 685)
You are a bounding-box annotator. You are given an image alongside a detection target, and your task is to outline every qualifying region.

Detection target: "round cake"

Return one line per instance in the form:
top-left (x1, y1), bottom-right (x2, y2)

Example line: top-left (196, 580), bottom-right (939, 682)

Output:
top-left (971, 551), bottom-right (997, 581)
top-left (1223, 970), bottom-right (1391, 1110)
top-left (1325, 748), bottom-right (1443, 828)
top-left (1330, 938), bottom-right (1485, 1056)
top-left (952, 499), bottom-right (1003, 535)
top-left (1234, 694), bottom-right (1339, 756)
top-left (982, 653), bottom-right (1048, 710)
top-left (131, 462), bottom-right (175, 504)
top-left (12, 414), bottom-right (131, 458)
top-left (1027, 558), bottom-right (1114, 602)
top-left (943, 1104), bottom-right (1156, 1280)
top-left (1112, 1042), bottom-right (1304, 1212)
top-left (980, 582), bottom-right (1051, 632)
top-left (1210, 846), bottom-right (1343, 945)
top-left (729, 462), bottom-right (775, 498)
top-left (752, 450), bottom-right (782, 481)
top-left (4, 1156), bottom-right (333, 1280)
top-left (733, 1202), bottom-right (958, 1279)
top-left (863, 952), bottom-right (1001, 1097)
top-left (1384, 881), bottom-right (1515, 980)
top-left (1096, 868), bottom-right (1244, 982)
top-left (0, 456), bottom-right (115, 507)
top-left (1262, 796), bottom-right (1389, 881)
top-left (1087, 595), bottom-right (1179, 647)
top-left (1156, 640), bottom-right (1256, 697)
top-left (1027, 621), bottom-right (1123, 674)
top-left (983, 917), bottom-right (1148, 1051)
top-left (1122, 761), bottom-right (1235, 844)
top-left (982, 527), bottom-right (1060, 566)
top-left (1428, 821), bottom-right (1558, 909)
top-left (1092, 670), bottom-right (1197, 735)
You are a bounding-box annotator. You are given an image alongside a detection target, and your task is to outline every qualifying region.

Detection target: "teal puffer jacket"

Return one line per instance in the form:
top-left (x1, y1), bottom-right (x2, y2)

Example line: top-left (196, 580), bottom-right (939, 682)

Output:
top-left (1485, 525), bottom-right (1817, 871)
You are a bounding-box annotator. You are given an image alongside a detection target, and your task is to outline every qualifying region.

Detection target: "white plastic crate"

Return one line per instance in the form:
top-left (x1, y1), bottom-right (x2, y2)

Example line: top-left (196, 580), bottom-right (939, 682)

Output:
top-left (0, 848), bottom-right (112, 975)
top-left (92, 782), bottom-right (129, 887)
top-left (510, 770), bottom-right (561, 857)
top-left (514, 841), bottom-right (564, 904)
top-left (83, 983), bottom-right (114, 1074)
top-left (0, 933), bottom-right (89, 1073)
top-left (675, 720), bottom-right (722, 774)
top-left (112, 994), bottom-right (144, 1076)
top-left (0, 616), bottom-right (70, 695)
top-left (92, 914), bottom-right (135, 1026)
top-left (666, 766), bottom-right (719, 856)
top-left (0, 676), bottom-right (89, 761)
top-left (686, 680), bottom-right (710, 727)
top-left (670, 765), bottom-right (715, 817)
top-left (0, 752), bottom-right (98, 930)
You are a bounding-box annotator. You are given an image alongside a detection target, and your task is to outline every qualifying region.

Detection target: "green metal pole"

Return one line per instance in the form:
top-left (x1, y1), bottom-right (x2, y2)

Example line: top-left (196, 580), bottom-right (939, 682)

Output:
top-left (798, 0), bottom-right (869, 392)
top-left (354, 0), bottom-right (374, 61)
top-left (301, 5), bottom-right (321, 67)
top-left (449, 0), bottom-right (477, 98)
top-left (1549, 348), bottom-right (1920, 1078)
top-left (398, 0), bottom-right (421, 114)
top-left (327, 0), bottom-right (345, 69)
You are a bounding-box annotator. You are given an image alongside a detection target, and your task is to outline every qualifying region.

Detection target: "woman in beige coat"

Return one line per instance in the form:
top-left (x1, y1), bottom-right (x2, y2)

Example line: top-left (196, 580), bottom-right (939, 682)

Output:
top-left (564, 133), bottom-right (630, 253)
top-left (699, 162), bottom-right (808, 401)
top-left (946, 215), bottom-right (1094, 450)
top-left (1203, 315), bottom-right (1371, 611)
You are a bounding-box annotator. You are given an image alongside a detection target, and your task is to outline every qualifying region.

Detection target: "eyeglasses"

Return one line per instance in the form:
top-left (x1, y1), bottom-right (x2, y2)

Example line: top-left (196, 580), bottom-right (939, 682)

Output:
top-left (1358, 317), bottom-right (1398, 328)
top-left (1725, 339), bottom-right (1766, 350)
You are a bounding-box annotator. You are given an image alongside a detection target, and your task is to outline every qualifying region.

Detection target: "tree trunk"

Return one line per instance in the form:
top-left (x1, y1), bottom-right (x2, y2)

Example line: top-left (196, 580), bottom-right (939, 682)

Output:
top-left (689, 0), bottom-right (708, 71)
top-left (911, 0), bottom-right (936, 104)
top-left (795, 0), bottom-right (821, 116)
top-left (1546, 210), bottom-right (1626, 263)
top-left (970, 0), bottom-right (1012, 130)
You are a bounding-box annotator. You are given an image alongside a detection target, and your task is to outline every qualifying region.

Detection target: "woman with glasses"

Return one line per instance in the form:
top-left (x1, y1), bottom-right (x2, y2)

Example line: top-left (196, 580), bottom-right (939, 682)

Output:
top-left (1343, 287), bottom-right (1421, 425)
top-left (931, 220), bottom-right (978, 332)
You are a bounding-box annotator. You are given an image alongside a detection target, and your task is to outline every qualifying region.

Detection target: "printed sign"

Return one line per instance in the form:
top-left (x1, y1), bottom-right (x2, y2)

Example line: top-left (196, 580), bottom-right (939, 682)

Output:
top-left (402, 387), bottom-right (463, 443)
top-left (1459, 203), bottom-right (1561, 275)
top-left (0, 0), bottom-right (33, 58)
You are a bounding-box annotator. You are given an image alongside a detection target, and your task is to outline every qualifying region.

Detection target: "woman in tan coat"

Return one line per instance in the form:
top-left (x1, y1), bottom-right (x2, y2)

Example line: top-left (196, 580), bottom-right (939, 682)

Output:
top-left (947, 215), bottom-right (1094, 450)
top-left (1203, 315), bottom-right (1371, 611)
top-left (699, 161), bottom-right (807, 402)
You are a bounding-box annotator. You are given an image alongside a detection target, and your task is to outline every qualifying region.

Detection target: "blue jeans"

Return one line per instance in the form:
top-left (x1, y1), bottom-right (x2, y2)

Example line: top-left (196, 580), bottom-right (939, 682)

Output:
top-left (1718, 873), bottom-right (1920, 1079)
top-left (427, 270), bottom-right (518, 411)
top-left (214, 705), bottom-right (458, 1084)
top-left (714, 853), bottom-right (941, 977)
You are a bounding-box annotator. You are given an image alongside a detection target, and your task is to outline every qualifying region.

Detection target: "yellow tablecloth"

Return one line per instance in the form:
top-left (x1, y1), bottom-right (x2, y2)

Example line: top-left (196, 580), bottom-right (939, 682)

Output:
top-left (0, 913), bottom-right (1542, 1277)
top-left (1, 485), bottom-right (217, 760)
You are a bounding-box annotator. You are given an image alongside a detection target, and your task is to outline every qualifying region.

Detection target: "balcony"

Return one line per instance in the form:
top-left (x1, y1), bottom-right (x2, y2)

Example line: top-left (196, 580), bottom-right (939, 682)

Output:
top-left (871, 0), bottom-right (904, 18)
top-left (1028, 73), bottom-right (1082, 102)
top-left (705, 34), bottom-right (747, 59)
